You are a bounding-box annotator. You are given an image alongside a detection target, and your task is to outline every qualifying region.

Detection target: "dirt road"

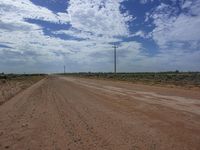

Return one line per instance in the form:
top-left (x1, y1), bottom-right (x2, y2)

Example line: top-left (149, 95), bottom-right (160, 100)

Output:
top-left (0, 76), bottom-right (200, 150)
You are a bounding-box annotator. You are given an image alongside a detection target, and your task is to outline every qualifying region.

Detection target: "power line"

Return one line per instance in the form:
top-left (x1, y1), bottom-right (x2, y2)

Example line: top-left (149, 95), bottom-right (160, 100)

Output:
top-left (64, 65), bottom-right (66, 74)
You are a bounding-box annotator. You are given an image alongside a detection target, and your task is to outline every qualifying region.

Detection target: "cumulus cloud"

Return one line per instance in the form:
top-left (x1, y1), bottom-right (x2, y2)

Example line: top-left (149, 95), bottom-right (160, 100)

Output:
top-left (0, 0), bottom-right (70, 24)
top-left (136, 0), bottom-right (200, 71)
top-left (67, 0), bottom-right (133, 37)
top-left (0, 0), bottom-right (71, 56)
top-left (0, 0), bottom-right (139, 73)
top-left (150, 1), bottom-right (200, 48)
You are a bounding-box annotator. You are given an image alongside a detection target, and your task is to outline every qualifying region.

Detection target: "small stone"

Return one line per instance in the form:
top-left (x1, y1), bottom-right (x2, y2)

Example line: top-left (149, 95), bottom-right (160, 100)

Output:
top-left (21, 123), bottom-right (28, 127)
top-left (5, 145), bottom-right (9, 149)
top-left (0, 131), bottom-right (3, 136)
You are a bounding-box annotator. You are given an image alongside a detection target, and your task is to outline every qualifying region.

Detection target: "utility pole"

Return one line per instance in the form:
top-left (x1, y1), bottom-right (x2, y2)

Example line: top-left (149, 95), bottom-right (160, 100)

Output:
top-left (64, 65), bottom-right (66, 74)
top-left (113, 44), bottom-right (118, 74)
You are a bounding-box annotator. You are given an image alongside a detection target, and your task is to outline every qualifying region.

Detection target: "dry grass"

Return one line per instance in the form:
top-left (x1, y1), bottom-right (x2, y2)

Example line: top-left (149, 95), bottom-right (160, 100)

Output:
top-left (0, 75), bottom-right (44, 105)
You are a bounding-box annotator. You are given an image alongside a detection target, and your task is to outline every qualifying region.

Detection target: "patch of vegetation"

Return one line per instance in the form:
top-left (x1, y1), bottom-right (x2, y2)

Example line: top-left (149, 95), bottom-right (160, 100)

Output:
top-left (0, 73), bottom-right (46, 80)
top-left (60, 72), bottom-right (200, 88)
top-left (0, 73), bottom-right (46, 105)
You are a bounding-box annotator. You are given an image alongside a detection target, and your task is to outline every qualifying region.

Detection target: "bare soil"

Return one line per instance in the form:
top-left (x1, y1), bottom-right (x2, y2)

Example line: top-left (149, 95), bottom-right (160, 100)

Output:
top-left (0, 76), bottom-right (200, 150)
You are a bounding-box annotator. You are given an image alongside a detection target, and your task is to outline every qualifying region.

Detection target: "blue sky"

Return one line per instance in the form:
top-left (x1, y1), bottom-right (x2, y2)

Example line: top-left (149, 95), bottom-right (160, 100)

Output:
top-left (0, 0), bottom-right (200, 73)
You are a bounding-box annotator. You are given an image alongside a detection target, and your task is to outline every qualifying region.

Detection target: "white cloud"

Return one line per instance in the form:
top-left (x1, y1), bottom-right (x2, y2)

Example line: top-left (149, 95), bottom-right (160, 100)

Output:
top-left (0, 0), bottom-right (133, 58)
top-left (129, 30), bottom-right (149, 38)
top-left (0, 0), bottom-right (71, 65)
top-left (150, 1), bottom-right (200, 48)
top-left (140, 0), bottom-right (154, 4)
top-left (67, 0), bottom-right (133, 37)
top-left (134, 0), bottom-right (200, 72)
top-left (0, 0), bottom-right (70, 24)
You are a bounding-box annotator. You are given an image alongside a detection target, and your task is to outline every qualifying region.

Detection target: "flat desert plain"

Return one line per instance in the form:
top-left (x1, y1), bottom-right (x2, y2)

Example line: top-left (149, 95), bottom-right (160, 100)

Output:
top-left (0, 76), bottom-right (200, 150)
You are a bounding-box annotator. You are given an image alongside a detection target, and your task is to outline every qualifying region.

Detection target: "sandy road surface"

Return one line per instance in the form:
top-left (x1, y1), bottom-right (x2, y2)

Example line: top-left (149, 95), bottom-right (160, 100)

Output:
top-left (0, 76), bottom-right (200, 150)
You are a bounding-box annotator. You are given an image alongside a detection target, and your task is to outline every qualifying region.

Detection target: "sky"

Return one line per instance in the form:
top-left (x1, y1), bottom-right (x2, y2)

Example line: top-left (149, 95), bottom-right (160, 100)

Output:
top-left (0, 0), bottom-right (200, 73)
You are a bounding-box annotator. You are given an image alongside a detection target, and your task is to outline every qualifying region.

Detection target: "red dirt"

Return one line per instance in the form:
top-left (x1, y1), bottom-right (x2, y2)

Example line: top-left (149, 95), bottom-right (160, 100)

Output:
top-left (0, 76), bottom-right (200, 150)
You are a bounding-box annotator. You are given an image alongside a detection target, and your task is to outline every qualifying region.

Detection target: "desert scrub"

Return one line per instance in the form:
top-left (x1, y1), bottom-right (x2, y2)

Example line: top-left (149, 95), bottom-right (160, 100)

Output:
top-left (0, 75), bottom-right (45, 105)
top-left (61, 72), bottom-right (200, 88)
